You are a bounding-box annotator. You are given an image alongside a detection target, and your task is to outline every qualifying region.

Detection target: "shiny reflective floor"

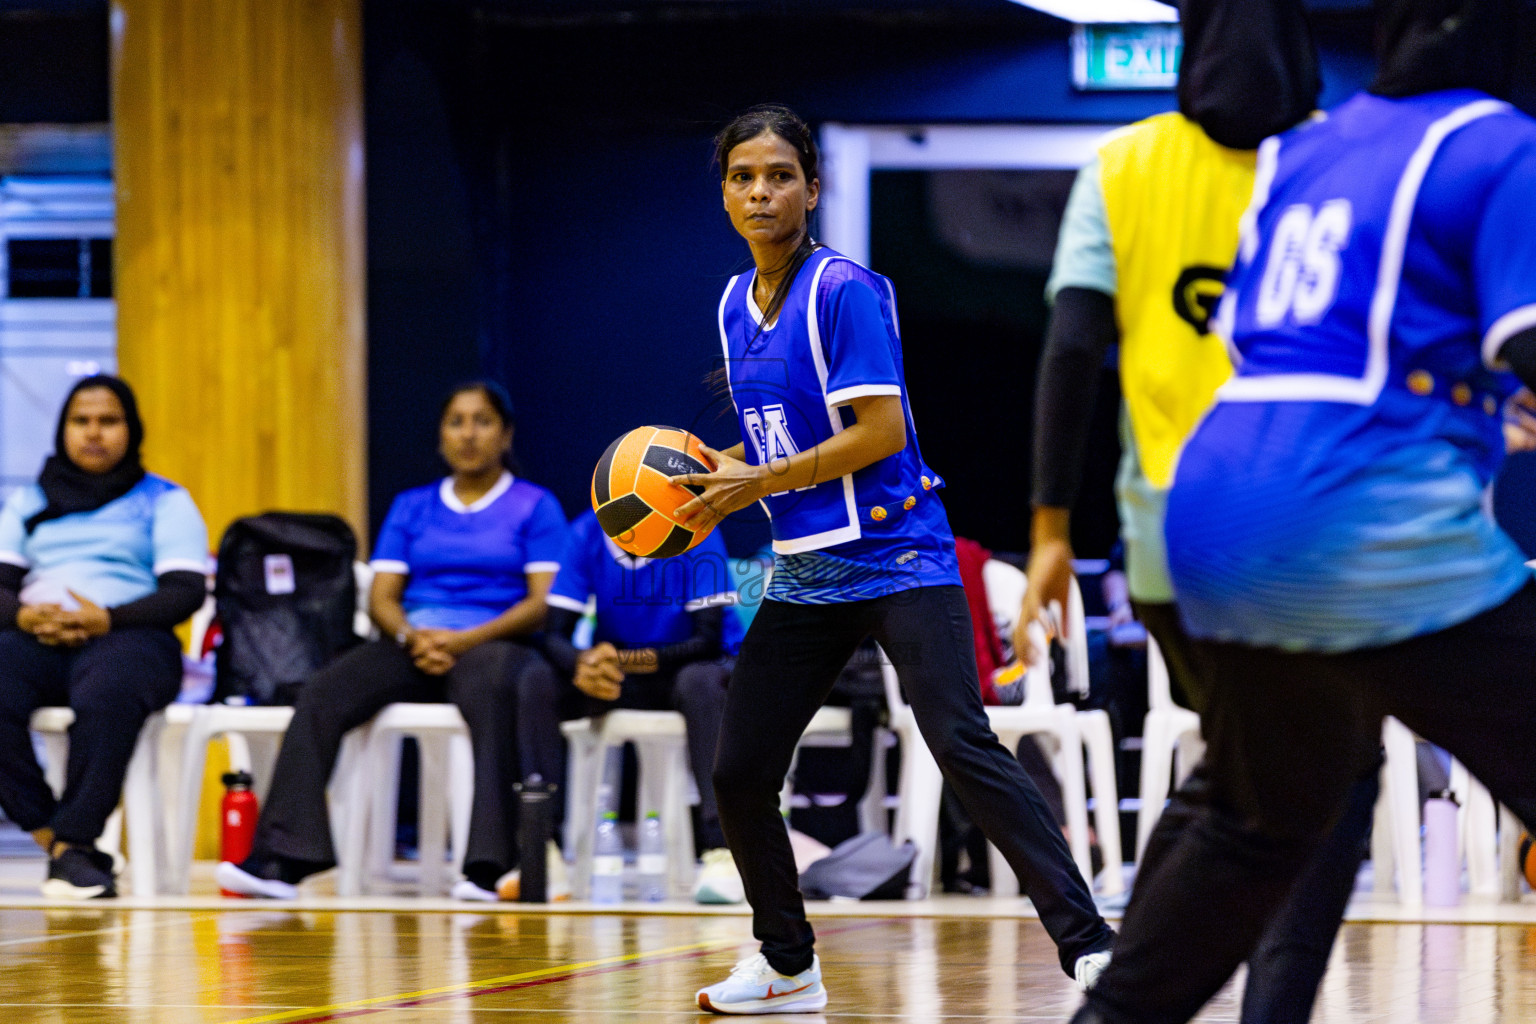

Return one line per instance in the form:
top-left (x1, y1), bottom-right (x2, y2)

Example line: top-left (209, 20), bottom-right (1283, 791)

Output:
top-left (2, 903), bottom-right (1536, 1023)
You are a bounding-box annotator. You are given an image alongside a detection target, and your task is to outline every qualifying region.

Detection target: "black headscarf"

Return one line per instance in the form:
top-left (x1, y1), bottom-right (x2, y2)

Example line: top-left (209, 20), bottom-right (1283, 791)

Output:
top-left (24, 374), bottom-right (147, 534)
top-left (1178, 0), bottom-right (1322, 150)
top-left (1370, 0), bottom-right (1520, 100)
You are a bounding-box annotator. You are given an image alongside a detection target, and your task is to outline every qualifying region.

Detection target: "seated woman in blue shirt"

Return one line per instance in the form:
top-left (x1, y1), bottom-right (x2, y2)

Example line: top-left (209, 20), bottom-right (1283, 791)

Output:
top-left (0, 375), bottom-right (209, 899)
top-left (522, 508), bottom-right (744, 903)
top-left (218, 382), bottom-right (569, 901)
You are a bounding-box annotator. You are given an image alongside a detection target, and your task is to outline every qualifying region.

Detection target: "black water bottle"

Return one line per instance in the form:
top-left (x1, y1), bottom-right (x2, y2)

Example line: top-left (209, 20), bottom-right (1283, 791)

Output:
top-left (515, 775), bottom-right (557, 902)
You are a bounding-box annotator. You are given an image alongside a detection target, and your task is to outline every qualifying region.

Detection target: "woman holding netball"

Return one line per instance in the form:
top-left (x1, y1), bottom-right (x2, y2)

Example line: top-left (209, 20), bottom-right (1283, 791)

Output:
top-left (675, 105), bottom-right (1113, 1015)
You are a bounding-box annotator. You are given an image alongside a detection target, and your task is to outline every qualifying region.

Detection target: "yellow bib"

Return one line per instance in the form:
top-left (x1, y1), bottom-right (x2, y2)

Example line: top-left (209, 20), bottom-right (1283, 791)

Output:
top-left (1099, 113), bottom-right (1254, 489)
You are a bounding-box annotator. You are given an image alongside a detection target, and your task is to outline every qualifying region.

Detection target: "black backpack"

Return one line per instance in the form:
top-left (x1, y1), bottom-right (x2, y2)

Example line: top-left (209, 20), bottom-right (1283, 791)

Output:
top-left (213, 512), bottom-right (359, 705)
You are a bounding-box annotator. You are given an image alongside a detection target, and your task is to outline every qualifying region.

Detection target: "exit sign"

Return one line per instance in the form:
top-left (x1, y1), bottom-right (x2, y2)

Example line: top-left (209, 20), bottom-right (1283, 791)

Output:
top-left (1071, 23), bottom-right (1182, 91)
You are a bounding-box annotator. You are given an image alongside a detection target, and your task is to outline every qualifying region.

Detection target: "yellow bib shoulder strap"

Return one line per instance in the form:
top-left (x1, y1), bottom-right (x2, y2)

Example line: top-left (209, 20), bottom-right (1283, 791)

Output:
top-left (1099, 113), bottom-right (1256, 489)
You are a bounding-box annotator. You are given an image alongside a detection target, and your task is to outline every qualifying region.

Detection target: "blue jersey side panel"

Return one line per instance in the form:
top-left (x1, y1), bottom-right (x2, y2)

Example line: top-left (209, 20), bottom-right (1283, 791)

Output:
top-left (1168, 90), bottom-right (1536, 652)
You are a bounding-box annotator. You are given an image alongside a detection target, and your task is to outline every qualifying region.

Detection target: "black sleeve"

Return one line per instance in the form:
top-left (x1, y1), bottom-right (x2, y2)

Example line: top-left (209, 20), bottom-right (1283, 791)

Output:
top-left (107, 570), bottom-right (208, 630)
top-left (1501, 327), bottom-right (1536, 392)
top-left (0, 562), bottom-right (21, 630)
top-left (1031, 286), bottom-right (1119, 509)
top-left (542, 605), bottom-right (581, 675)
top-left (651, 605), bottom-right (724, 672)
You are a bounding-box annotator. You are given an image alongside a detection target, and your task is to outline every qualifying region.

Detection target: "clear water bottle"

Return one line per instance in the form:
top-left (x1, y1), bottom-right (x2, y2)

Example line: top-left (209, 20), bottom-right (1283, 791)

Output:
top-left (591, 810), bottom-right (624, 904)
top-left (1423, 789), bottom-right (1461, 907)
top-left (638, 811), bottom-right (667, 902)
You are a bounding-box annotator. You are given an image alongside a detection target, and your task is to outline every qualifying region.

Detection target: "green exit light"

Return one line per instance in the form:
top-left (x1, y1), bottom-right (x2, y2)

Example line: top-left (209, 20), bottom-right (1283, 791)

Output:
top-left (1072, 23), bottom-right (1182, 91)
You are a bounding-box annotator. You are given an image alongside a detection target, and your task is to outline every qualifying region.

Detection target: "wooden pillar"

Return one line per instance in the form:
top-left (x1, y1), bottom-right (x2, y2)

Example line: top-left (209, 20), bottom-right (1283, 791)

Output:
top-left (111, 0), bottom-right (366, 547)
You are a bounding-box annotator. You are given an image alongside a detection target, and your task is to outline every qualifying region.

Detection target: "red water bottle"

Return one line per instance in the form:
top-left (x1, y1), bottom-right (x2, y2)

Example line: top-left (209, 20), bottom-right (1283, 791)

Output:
top-left (220, 771), bottom-right (258, 896)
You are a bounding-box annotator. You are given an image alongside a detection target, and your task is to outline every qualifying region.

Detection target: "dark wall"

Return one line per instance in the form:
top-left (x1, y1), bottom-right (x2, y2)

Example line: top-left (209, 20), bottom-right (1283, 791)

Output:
top-left (363, 3), bottom-right (1379, 554)
top-left (0, 3), bottom-right (108, 123)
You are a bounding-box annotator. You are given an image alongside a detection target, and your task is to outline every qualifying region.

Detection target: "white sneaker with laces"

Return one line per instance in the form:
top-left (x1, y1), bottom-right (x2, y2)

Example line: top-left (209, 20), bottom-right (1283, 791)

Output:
top-left (696, 953), bottom-right (827, 1014)
top-left (693, 847), bottom-right (744, 905)
top-left (1074, 949), bottom-right (1111, 992)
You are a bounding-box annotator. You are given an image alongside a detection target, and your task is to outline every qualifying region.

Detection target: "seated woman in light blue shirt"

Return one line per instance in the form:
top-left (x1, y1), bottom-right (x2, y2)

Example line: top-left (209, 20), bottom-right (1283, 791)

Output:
top-left (0, 375), bottom-right (209, 899)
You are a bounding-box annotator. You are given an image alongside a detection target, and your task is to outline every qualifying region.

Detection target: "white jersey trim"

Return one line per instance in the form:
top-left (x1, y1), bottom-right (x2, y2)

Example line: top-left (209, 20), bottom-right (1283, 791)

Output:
top-left (546, 593), bottom-right (589, 614)
top-left (370, 558), bottom-right (409, 575)
top-left (154, 556), bottom-right (211, 576)
top-left (438, 472), bottom-right (513, 514)
top-left (826, 383), bottom-right (902, 408)
top-left (1483, 303), bottom-right (1536, 370)
top-left (685, 591), bottom-right (739, 612)
top-left (1220, 99), bottom-right (1508, 406)
top-left (603, 533), bottom-right (650, 569)
top-left (717, 276), bottom-right (742, 412)
top-left (0, 550), bottom-right (29, 569)
top-left (524, 561), bottom-right (560, 575)
top-left (773, 522), bottom-right (862, 555)
top-left (804, 256), bottom-right (861, 549)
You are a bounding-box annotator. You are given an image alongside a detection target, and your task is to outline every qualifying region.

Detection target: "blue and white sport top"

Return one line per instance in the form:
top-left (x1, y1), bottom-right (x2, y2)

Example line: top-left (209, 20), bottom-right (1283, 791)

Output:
top-left (1166, 90), bottom-right (1536, 652)
top-left (371, 472), bottom-right (569, 631)
top-left (718, 246), bottom-right (960, 603)
top-left (548, 509), bottom-right (744, 652)
top-left (0, 473), bottom-right (209, 608)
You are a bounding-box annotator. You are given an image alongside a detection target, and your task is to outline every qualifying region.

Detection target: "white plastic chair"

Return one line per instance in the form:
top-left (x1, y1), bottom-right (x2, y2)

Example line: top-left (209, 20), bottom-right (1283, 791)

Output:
top-left (166, 703), bottom-right (295, 892)
top-left (562, 709), bottom-right (697, 900)
top-left (562, 695), bottom-right (888, 900)
top-left (979, 562), bottom-right (1122, 897)
top-left (882, 561), bottom-right (1121, 898)
top-left (335, 702), bottom-right (473, 896)
top-left (167, 562), bottom-right (387, 893)
top-left (782, 704), bottom-right (892, 836)
top-left (1372, 716), bottom-right (1505, 905)
top-left (1135, 633), bottom-right (1205, 861)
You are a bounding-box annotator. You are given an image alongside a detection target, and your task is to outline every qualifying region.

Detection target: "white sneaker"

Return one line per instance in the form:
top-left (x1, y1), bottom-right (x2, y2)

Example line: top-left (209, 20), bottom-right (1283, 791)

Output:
top-left (696, 952), bottom-right (827, 1014)
top-left (694, 847), bottom-right (744, 905)
top-left (215, 861), bottom-right (298, 900)
top-left (451, 878), bottom-right (498, 902)
top-left (1075, 949), bottom-right (1111, 991)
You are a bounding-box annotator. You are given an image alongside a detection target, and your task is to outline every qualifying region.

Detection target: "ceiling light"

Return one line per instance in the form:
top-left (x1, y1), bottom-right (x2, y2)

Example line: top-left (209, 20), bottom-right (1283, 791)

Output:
top-left (1008, 0), bottom-right (1178, 23)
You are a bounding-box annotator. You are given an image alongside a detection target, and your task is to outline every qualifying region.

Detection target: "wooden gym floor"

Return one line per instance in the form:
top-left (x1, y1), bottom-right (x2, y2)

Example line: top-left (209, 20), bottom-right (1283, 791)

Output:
top-left (2, 860), bottom-right (1536, 1023)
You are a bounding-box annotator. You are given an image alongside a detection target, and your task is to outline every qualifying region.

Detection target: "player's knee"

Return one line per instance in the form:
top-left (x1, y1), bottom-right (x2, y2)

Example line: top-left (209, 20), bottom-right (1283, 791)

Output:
top-left (711, 754), bottom-right (777, 803)
top-left (515, 657), bottom-right (561, 705)
top-left (672, 662), bottom-right (725, 710)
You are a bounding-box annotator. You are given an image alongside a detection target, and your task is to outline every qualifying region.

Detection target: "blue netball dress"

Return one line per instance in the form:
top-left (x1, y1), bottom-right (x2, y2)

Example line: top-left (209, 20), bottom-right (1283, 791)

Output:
top-left (1166, 89), bottom-right (1536, 652)
top-left (717, 247), bottom-right (960, 602)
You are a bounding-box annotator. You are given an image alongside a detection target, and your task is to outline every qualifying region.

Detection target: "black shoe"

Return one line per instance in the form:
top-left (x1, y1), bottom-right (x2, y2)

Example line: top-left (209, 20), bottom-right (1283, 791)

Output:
top-left (43, 846), bottom-right (117, 899)
top-left (84, 846), bottom-right (124, 878)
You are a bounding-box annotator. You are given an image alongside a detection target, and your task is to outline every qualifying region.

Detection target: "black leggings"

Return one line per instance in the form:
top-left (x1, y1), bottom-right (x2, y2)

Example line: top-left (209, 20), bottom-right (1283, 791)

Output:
top-left (1135, 602), bottom-right (1378, 1024)
top-left (1083, 584), bottom-right (1536, 1024)
top-left (0, 627), bottom-right (182, 845)
top-left (252, 637), bottom-right (550, 877)
top-left (715, 585), bottom-right (1114, 977)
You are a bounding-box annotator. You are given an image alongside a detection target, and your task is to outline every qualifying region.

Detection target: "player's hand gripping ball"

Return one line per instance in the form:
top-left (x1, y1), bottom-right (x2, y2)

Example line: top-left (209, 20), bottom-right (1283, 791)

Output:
top-left (591, 427), bottom-right (719, 557)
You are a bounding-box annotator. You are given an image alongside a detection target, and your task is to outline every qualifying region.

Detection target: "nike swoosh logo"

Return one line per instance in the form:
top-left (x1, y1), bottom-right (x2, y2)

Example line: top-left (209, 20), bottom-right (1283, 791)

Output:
top-left (765, 981), bottom-right (814, 1000)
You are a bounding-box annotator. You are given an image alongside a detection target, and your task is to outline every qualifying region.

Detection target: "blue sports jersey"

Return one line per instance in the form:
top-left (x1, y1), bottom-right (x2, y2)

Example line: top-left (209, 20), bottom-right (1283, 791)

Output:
top-left (718, 246), bottom-right (960, 601)
top-left (0, 473), bottom-right (208, 609)
top-left (1167, 90), bottom-right (1536, 652)
top-left (371, 472), bottom-right (569, 631)
top-left (548, 510), bottom-right (744, 652)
